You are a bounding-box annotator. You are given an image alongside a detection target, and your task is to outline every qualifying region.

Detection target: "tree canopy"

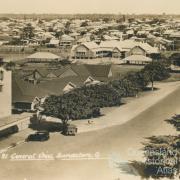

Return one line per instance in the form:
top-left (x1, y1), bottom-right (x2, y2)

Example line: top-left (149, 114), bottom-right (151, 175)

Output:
top-left (21, 23), bottom-right (35, 40)
top-left (142, 61), bottom-right (170, 90)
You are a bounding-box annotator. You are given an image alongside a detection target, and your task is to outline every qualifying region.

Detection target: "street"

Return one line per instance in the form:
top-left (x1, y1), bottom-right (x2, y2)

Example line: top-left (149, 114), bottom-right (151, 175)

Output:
top-left (0, 86), bottom-right (180, 180)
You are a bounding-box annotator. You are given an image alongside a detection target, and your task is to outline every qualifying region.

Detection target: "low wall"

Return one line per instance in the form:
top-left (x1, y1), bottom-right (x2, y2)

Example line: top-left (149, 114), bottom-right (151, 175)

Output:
top-left (0, 114), bottom-right (31, 138)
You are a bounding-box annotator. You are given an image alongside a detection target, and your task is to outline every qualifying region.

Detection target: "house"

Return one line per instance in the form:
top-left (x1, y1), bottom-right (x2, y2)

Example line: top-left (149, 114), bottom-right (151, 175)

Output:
top-left (71, 41), bottom-right (123, 59)
top-left (168, 32), bottom-right (180, 50)
top-left (71, 42), bottom-right (99, 59)
top-left (26, 52), bottom-right (60, 63)
top-left (59, 34), bottom-right (75, 48)
top-left (25, 52), bottom-right (61, 67)
top-left (12, 74), bottom-right (51, 112)
top-left (100, 40), bottom-right (159, 58)
top-left (71, 39), bottom-right (159, 61)
top-left (127, 46), bottom-right (147, 57)
top-left (12, 64), bottom-right (113, 111)
top-left (20, 64), bottom-right (113, 83)
top-left (47, 38), bottom-right (60, 48)
top-left (122, 55), bottom-right (152, 65)
top-left (99, 41), bottom-right (122, 58)
top-left (0, 67), bottom-right (12, 118)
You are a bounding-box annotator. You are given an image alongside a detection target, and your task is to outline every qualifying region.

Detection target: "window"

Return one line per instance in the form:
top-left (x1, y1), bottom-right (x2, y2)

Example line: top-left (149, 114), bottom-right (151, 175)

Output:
top-left (0, 70), bottom-right (4, 81)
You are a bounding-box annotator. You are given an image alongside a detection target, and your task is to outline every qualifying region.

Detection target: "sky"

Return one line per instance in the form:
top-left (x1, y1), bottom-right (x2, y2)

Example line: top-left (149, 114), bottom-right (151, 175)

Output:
top-left (0, 0), bottom-right (180, 14)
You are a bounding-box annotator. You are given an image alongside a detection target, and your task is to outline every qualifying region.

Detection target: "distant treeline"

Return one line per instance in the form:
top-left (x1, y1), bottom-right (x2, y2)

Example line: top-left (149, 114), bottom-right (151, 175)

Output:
top-left (0, 13), bottom-right (180, 21)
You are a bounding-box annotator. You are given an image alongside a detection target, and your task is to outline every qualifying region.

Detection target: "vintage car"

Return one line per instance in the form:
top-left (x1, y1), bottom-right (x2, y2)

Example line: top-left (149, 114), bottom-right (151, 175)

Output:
top-left (63, 124), bottom-right (78, 136)
top-left (26, 131), bottom-right (49, 142)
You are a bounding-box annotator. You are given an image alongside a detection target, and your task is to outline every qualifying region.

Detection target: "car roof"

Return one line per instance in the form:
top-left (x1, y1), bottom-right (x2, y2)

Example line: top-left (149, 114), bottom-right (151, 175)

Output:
top-left (36, 131), bottom-right (49, 133)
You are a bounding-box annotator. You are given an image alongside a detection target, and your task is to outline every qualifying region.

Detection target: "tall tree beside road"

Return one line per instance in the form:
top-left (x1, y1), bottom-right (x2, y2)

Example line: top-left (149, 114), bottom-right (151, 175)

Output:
top-left (125, 71), bottom-right (149, 91)
top-left (142, 62), bottom-right (170, 91)
top-left (42, 92), bottom-right (100, 125)
top-left (110, 78), bottom-right (139, 97)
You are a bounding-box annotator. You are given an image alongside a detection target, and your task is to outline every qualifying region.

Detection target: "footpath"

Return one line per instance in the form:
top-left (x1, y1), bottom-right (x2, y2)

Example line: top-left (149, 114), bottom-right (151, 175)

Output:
top-left (72, 81), bottom-right (180, 133)
top-left (0, 81), bottom-right (179, 154)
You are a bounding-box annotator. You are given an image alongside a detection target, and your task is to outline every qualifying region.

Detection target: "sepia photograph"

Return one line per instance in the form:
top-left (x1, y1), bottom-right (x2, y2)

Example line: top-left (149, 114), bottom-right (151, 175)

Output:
top-left (0, 0), bottom-right (180, 179)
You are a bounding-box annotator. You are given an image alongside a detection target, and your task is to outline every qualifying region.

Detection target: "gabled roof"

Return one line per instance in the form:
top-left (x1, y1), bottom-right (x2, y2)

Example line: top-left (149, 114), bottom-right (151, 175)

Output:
top-left (63, 82), bottom-right (77, 93)
top-left (22, 68), bottom-right (56, 78)
top-left (85, 64), bottom-right (112, 80)
top-left (70, 64), bottom-right (91, 78)
top-left (74, 41), bottom-right (99, 50)
top-left (53, 66), bottom-right (71, 77)
top-left (122, 55), bottom-right (152, 62)
top-left (61, 34), bottom-right (74, 41)
top-left (77, 36), bottom-right (91, 43)
top-left (12, 74), bottom-right (51, 103)
top-left (138, 43), bottom-right (159, 54)
top-left (84, 76), bottom-right (100, 85)
top-left (39, 76), bottom-right (84, 95)
top-left (27, 52), bottom-right (60, 60)
top-left (49, 39), bottom-right (59, 45)
top-left (12, 64), bottom-right (113, 103)
top-left (100, 40), bottom-right (123, 51)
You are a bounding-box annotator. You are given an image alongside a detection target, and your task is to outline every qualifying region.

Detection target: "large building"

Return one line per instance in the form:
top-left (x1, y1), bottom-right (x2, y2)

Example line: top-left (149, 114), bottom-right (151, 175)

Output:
top-left (12, 64), bottom-right (112, 111)
top-left (71, 40), bottom-right (159, 60)
top-left (0, 67), bottom-right (12, 118)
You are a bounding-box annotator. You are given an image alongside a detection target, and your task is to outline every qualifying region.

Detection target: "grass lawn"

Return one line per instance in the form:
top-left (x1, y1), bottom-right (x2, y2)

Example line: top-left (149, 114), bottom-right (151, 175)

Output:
top-left (0, 53), bottom-right (31, 62)
top-left (0, 48), bottom-right (70, 62)
top-left (111, 64), bottom-right (144, 79)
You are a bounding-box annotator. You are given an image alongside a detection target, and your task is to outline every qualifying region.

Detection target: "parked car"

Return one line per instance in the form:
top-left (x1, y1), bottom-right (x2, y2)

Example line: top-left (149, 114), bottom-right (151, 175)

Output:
top-left (26, 131), bottom-right (49, 142)
top-left (63, 124), bottom-right (78, 136)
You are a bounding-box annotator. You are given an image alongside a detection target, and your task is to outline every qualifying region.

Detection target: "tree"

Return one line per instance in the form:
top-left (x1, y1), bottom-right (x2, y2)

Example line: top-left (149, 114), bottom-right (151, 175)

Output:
top-left (55, 31), bottom-right (63, 39)
top-left (166, 114), bottom-right (180, 133)
top-left (10, 37), bottom-right (22, 45)
top-left (110, 78), bottom-right (139, 97)
top-left (129, 114), bottom-right (180, 179)
top-left (142, 62), bottom-right (170, 91)
top-left (64, 21), bottom-right (71, 34)
top-left (76, 83), bottom-right (121, 108)
top-left (143, 135), bottom-right (179, 179)
top-left (117, 24), bottom-right (127, 32)
top-left (4, 61), bottom-right (16, 71)
top-left (124, 71), bottom-right (149, 91)
top-left (142, 114), bottom-right (180, 179)
top-left (21, 23), bottom-right (35, 40)
top-left (103, 18), bottom-right (110, 23)
top-left (42, 92), bottom-right (100, 125)
top-left (42, 83), bottom-right (122, 124)
top-left (80, 21), bottom-right (88, 27)
top-left (170, 53), bottom-right (180, 66)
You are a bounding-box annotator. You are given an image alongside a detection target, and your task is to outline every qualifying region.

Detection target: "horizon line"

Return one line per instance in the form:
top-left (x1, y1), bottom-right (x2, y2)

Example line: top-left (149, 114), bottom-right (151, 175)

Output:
top-left (0, 13), bottom-right (180, 15)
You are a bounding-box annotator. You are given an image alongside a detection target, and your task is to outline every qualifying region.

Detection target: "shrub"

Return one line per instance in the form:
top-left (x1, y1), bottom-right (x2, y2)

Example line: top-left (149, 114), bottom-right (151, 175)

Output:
top-left (124, 71), bottom-right (149, 91)
top-left (74, 83), bottom-right (121, 108)
top-left (110, 78), bottom-right (138, 97)
top-left (43, 91), bottom-right (100, 122)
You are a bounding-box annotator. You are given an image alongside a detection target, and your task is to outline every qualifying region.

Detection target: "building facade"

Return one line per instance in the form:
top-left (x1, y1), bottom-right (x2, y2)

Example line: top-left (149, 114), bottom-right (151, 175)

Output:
top-left (0, 67), bottom-right (12, 118)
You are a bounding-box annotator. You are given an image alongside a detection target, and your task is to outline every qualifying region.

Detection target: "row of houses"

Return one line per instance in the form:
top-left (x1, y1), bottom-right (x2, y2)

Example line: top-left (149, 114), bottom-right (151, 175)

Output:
top-left (0, 16), bottom-right (180, 51)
